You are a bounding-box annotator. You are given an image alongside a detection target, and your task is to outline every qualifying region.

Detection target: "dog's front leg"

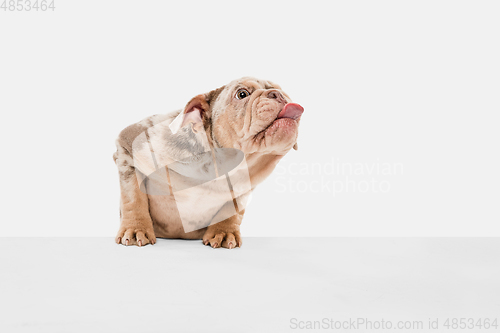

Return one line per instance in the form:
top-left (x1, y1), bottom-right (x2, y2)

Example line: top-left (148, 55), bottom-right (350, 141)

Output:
top-left (202, 212), bottom-right (244, 249)
top-left (114, 146), bottom-right (156, 247)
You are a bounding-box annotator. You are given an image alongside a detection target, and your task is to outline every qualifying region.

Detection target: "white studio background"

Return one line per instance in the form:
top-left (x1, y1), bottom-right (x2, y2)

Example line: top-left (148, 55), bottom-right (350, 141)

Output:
top-left (0, 0), bottom-right (499, 237)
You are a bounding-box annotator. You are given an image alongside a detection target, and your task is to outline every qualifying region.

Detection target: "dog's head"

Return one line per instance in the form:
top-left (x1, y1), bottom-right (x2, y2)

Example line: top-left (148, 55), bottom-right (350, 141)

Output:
top-left (176, 77), bottom-right (303, 155)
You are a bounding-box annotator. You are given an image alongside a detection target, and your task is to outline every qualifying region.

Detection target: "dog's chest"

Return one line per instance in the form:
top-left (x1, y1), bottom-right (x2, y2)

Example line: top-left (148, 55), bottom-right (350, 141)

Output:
top-left (134, 113), bottom-right (252, 238)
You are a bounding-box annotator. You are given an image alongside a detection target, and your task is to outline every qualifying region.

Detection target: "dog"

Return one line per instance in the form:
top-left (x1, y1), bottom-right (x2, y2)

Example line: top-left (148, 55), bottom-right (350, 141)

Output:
top-left (113, 77), bottom-right (303, 248)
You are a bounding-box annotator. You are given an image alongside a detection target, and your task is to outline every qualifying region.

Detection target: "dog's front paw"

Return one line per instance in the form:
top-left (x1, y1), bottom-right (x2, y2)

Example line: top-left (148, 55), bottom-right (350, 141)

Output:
top-left (202, 228), bottom-right (242, 249)
top-left (115, 225), bottom-right (156, 247)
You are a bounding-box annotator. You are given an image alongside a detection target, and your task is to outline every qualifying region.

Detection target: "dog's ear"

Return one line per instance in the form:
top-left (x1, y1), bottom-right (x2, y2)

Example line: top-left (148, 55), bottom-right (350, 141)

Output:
top-left (170, 86), bottom-right (225, 134)
top-left (178, 94), bottom-right (209, 134)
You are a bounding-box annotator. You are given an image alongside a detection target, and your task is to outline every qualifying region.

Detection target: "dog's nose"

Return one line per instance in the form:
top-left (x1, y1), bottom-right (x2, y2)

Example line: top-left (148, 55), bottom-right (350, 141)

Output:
top-left (267, 90), bottom-right (286, 103)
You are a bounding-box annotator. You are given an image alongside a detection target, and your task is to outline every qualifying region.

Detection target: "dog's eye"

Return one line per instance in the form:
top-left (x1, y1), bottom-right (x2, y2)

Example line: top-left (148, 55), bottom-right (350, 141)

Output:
top-left (236, 89), bottom-right (250, 100)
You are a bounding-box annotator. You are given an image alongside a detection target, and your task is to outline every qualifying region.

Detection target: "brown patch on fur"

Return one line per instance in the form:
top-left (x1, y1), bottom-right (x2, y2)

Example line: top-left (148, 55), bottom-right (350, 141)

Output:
top-left (116, 123), bottom-right (147, 157)
top-left (120, 169), bottom-right (135, 179)
top-left (241, 79), bottom-right (281, 91)
top-left (206, 85), bottom-right (225, 106)
top-left (205, 86), bottom-right (225, 145)
top-left (241, 80), bottom-right (266, 91)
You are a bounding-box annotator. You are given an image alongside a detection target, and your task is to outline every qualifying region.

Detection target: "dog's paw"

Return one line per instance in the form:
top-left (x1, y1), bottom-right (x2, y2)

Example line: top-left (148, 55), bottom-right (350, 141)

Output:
top-left (115, 227), bottom-right (156, 247)
top-left (202, 230), bottom-right (242, 249)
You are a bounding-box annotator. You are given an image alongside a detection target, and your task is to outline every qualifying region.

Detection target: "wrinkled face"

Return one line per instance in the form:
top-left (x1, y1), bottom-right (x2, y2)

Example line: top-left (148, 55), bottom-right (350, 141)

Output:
top-left (211, 77), bottom-right (303, 155)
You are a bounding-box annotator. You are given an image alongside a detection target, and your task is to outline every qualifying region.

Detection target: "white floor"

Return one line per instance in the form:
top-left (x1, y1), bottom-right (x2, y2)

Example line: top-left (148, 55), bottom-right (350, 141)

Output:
top-left (1, 238), bottom-right (499, 332)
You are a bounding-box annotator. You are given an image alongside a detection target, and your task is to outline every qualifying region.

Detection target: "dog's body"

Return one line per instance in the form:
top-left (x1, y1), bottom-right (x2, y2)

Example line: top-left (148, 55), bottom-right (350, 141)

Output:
top-left (113, 77), bottom-right (303, 248)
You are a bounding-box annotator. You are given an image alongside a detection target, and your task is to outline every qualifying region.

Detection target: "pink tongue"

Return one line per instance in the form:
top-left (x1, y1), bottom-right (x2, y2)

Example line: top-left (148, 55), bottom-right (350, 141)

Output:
top-left (277, 103), bottom-right (304, 120)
